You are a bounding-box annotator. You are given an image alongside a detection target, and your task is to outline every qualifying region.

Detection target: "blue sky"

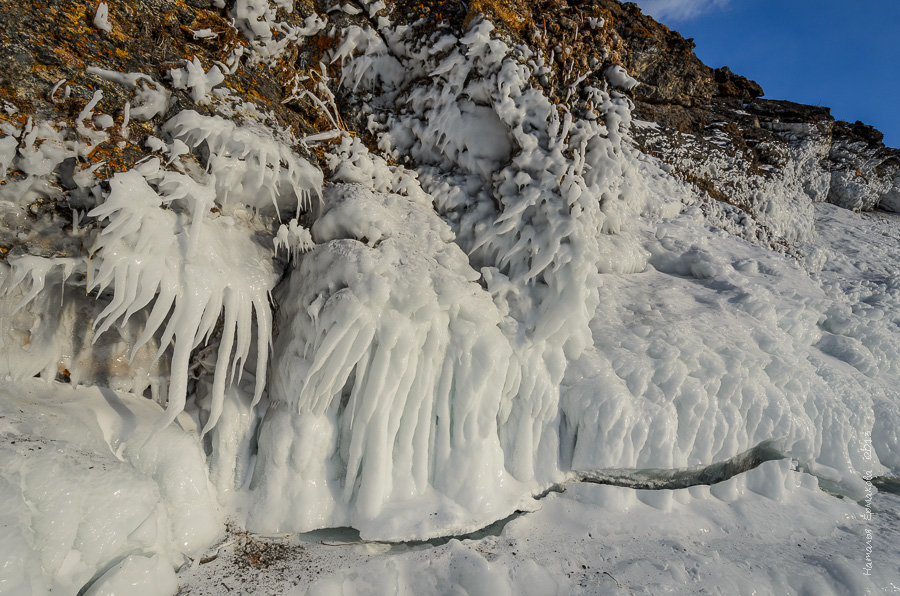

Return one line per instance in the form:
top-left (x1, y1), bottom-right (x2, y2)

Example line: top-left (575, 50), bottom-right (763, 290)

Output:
top-left (633, 0), bottom-right (900, 148)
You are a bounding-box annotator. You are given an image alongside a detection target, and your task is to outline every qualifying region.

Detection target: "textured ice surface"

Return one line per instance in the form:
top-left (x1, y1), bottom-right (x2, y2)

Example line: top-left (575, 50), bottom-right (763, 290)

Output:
top-left (82, 554), bottom-right (177, 596)
top-left (251, 182), bottom-right (532, 539)
top-left (564, 208), bottom-right (896, 499)
top-left (247, 19), bottom-right (681, 539)
top-left (236, 16), bottom-right (900, 542)
top-left (634, 118), bottom-right (823, 245)
top-left (0, 379), bottom-right (220, 595)
top-left (177, 459), bottom-right (900, 595)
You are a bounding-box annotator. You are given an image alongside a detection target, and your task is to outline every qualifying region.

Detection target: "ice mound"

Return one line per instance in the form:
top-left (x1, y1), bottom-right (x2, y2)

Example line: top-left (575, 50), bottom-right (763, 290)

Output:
top-left (251, 182), bottom-right (530, 539)
top-left (0, 379), bottom-right (219, 594)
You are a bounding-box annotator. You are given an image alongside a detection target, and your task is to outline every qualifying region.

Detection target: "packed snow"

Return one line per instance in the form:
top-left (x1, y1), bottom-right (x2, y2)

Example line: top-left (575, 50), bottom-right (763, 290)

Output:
top-left (1, 2), bottom-right (899, 595)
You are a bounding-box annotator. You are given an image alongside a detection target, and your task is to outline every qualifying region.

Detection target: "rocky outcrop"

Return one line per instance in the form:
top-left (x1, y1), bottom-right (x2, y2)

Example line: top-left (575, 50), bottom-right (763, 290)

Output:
top-left (583, 1), bottom-right (899, 235)
top-left (827, 120), bottom-right (900, 210)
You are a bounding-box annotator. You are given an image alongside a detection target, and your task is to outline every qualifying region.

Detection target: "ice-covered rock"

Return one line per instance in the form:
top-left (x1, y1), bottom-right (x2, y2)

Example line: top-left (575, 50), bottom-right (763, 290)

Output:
top-left (826, 120), bottom-right (900, 211)
top-left (2, 1), bottom-right (900, 593)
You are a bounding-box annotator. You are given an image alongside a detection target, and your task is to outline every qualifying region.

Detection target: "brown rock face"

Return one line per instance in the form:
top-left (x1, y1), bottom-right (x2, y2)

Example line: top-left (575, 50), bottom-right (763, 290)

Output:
top-left (602, 1), bottom-right (718, 107)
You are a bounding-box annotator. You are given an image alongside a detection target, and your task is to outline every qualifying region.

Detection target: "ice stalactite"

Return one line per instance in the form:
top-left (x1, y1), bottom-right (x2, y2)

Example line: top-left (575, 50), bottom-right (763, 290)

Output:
top-left (162, 110), bottom-right (323, 217)
top-left (253, 181), bottom-right (528, 538)
top-left (81, 111), bottom-right (322, 433)
top-left (0, 110), bottom-right (323, 439)
top-left (374, 20), bottom-right (664, 479)
top-left (86, 166), bottom-right (276, 434)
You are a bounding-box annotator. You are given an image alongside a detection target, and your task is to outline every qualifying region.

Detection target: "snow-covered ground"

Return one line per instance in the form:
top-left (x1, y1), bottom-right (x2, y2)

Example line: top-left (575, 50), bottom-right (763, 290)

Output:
top-left (175, 464), bottom-right (900, 595)
top-left (2, 1), bottom-right (900, 594)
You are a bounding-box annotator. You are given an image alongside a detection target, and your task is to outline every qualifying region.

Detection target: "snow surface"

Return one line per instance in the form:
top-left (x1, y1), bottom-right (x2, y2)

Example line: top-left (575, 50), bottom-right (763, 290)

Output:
top-left (1, 6), bottom-right (899, 596)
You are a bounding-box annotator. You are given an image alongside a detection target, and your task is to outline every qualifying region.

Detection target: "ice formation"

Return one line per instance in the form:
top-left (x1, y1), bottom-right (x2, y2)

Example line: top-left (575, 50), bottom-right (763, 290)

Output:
top-left (274, 218), bottom-right (315, 261)
top-left (93, 2), bottom-right (112, 34)
top-left (0, 380), bottom-right (219, 595)
top-left (2, 3), bottom-right (900, 594)
top-left (246, 18), bottom-right (686, 539)
top-left (163, 110), bottom-right (323, 217)
top-left (86, 165), bottom-right (277, 433)
top-left (230, 0), bottom-right (326, 62)
top-left (168, 58), bottom-right (225, 106)
top-left (247, 15), bottom-right (900, 541)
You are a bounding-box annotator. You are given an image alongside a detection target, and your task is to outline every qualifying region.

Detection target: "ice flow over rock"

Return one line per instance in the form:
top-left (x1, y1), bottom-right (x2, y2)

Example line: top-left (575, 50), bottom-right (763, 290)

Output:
top-left (246, 19), bottom-right (680, 539)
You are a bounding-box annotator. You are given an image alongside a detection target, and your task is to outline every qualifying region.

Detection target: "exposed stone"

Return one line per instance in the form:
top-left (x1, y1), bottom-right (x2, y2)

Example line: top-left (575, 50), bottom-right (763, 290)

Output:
top-left (827, 121), bottom-right (900, 211)
top-left (593, 0), bottom-right (900, 220)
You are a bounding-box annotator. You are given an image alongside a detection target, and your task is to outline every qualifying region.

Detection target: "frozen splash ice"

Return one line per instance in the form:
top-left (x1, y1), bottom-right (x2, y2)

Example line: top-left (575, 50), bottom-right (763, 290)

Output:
top-left (86, 165), bottom-right (277, 435)
top-left (229, 0), bottom-right (326, 63)
top-left (0, 108), bottom-right (323, 437)
top-left (4, 10), bottom-right (900, 595)
top-left (162, 110), bottom-right (323, 218)
top-left (246, 16), bottom-right (900, 542)
top-left (252, 182), bottom-right (529, 538)
top-left (248, 19), bottom-right (672, 539)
